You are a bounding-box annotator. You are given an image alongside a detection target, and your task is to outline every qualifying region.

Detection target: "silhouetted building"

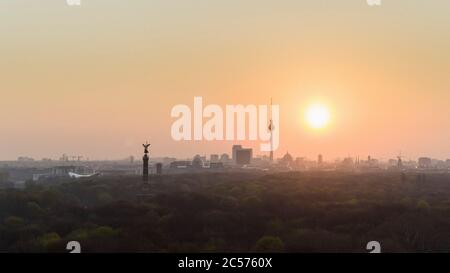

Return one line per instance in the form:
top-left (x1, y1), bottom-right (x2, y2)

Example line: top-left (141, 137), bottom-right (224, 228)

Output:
top-left (59, 154), bottom-right (69, 162)
top-left (232, 145), bottom-right (242, 162)
top-left (156, 163), bottom-right (162, 175)
top-left (388, 159), bottom-right (397, 166)
top-left (17, 156), bottom-right (34, 162)
top-left (232, 145), bottom-right (253, 165)
top-left (210, 162), bottom-right (224, 169)
top-left (341, 157), bottom-right (354, 169)
top-left (235, 148), bottom-right (252, 165)
top-left (192, 155), bottom-right (204, 168)
top-left (220, 153), bottom-right (230, 162)
top-left (318, 154), bottom-right (323, 165)
top-left (170, 161), bottom-right (191, 169)
top-left (51, 166), bottom-right (76, 176)
top-left (279, 151), bottom-right (294, 167)
top-left (210, 154), bottom-right (219, 162)
top-left (418, 157), bottom-right (432, 169)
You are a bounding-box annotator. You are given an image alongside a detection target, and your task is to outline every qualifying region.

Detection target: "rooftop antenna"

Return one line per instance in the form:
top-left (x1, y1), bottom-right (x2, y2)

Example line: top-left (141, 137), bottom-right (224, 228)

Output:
top-left (397, 150), bottom-right (404, 169)
top-left (268, 98), bottom-right (274, 162)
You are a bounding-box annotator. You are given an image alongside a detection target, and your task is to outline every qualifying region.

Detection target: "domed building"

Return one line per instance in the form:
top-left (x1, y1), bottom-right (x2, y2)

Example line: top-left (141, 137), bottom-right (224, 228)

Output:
top-left (220, 153), bottom-right (230, 162)
top-left (192, 155), bottom-right (204, 168)
top-left (279, 151), bottom-right (294, 167)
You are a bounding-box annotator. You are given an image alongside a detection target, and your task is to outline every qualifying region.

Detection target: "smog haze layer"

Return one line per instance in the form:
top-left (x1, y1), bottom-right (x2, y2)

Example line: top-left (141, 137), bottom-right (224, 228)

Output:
top-left (1, 0), bottom-right (450, 160)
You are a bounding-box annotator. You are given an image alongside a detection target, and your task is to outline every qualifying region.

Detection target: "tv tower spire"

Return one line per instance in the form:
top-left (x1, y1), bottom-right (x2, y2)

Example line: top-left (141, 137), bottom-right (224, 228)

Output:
top-left (268, 98), bottom-right (274, 163)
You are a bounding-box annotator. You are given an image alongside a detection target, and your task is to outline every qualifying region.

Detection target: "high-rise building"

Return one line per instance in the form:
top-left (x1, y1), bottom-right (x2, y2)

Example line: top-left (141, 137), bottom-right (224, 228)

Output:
top-left (232, 145), bottom-right (242, 162)
top-left (235, 148), bottom-right (252, 165)
top-left (318, 154), bottom-right (323, 165)
top-left (418, 157), bottom-right (432, 169)
top-left (156, 163), bottom-right (162, 175)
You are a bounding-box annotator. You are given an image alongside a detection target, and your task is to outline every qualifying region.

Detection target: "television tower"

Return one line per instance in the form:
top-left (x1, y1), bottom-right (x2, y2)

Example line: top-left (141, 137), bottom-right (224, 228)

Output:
top-left (397, 151), bottom-right (404, 169)
top-left (268, 98), bottom-right (274, 163)
top-left (142, 142), bottom-right (150, 182)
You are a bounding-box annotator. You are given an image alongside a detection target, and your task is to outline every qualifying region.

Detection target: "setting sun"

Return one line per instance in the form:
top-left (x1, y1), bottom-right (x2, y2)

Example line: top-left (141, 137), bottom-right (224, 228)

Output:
top-left (305, 104), bottom-right (330, 129)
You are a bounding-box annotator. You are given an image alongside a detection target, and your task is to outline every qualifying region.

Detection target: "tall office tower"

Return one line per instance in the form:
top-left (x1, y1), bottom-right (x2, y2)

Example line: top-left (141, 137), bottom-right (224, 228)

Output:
top-left (236, 148), bottom-right (253, 165)
top-left (232, 145), bottom-right (242, 163)
top-left (156, 163), bottom-right (162, 175)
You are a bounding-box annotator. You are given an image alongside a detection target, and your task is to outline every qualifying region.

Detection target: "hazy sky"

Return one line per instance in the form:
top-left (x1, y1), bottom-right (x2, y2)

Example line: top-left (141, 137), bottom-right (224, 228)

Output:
top-left (1, 0), bottom-right (450, 161)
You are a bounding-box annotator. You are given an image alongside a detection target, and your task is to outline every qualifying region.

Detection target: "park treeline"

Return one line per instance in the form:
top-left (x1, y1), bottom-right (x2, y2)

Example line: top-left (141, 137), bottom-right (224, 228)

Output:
top-left (1, 171), bottom-right (450, 252)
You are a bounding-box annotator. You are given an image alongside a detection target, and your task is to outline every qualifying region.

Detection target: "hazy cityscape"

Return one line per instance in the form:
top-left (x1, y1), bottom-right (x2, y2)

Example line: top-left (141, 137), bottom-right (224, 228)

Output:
top-left (2, 145), bottom-right (450, 189)
top-left (2, 0), bottom-right (450, 260)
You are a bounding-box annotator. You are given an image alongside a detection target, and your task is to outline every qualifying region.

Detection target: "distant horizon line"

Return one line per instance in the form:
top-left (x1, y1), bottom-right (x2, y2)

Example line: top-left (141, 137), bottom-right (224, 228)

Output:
top-left (2, 154), bottom-right (450, 163)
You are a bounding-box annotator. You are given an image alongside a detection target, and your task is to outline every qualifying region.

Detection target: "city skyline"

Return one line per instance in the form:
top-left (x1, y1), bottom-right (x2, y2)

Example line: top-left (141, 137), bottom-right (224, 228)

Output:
top-left (3, 1), bottom-right (450, 257)
top-left (1, 1), bottom-right (450, 160)
top-left (5, 144), bottom-right (450, 164)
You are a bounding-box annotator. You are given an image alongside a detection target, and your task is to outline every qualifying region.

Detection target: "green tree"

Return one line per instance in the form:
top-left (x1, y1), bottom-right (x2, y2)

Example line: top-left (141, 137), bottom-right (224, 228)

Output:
top-left (254, 236), bottom-right (285, 252)
top-left (4, 216), bottom-right (25, 229)
top-left (38, 232), bottom-right (61, 249)
top-left (26, 202), bottom-right (44, 218)
top-left (417, 200), bottom-right (430, 210)
top-left (97, 192), bottom-right (113, 204)
top-left (90, 226), bottom-right (119, 239)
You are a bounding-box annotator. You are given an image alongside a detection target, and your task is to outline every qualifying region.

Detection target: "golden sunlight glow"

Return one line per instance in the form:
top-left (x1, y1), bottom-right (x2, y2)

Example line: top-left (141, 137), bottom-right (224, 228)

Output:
top-left (305, 104), bottom-right (330, 129)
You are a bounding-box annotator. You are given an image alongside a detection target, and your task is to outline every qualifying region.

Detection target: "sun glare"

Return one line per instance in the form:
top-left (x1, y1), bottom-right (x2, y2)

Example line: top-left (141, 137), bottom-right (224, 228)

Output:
top-left (305, 104), bottom-right (330, 129)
